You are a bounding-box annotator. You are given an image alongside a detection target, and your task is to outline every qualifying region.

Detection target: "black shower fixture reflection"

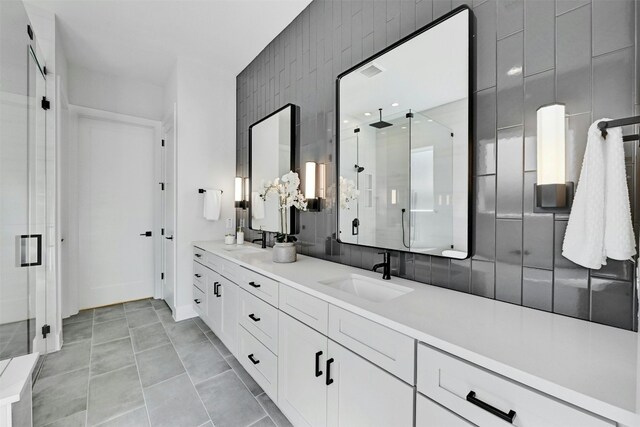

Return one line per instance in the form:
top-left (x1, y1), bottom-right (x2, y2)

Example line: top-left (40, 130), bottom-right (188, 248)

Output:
top-left (354, 164), bottom-right (365, 173)
top-left (369, 108), bottom-right (393, 129)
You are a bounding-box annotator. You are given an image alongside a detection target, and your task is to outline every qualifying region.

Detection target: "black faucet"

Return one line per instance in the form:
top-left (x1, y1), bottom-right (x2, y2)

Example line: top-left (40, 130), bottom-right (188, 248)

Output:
top-left (372, 251), bottom-right (391, 280)
top-left (251, 230), bottom-right (267, 249)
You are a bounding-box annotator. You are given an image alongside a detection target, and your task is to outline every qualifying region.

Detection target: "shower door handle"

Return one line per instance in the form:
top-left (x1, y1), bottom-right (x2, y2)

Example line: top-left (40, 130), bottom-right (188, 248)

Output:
top-left (351, 218), bottom-right (360, 235)
top-left (18, 234), bottom-right (42, 267)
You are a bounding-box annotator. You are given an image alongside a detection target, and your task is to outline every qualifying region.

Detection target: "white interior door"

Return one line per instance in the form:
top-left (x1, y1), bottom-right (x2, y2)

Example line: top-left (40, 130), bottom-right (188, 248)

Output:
top-left (161, 111), bottom-right (176, 312)
top-left (77, 115), bottom-right (155, 308)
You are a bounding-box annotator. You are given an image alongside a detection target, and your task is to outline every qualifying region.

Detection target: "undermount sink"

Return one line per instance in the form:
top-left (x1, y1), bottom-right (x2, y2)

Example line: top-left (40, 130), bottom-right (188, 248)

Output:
top-left (221, 245), bottom-right (262, 254)
top-left (319, 274), bottom-right (413, 303)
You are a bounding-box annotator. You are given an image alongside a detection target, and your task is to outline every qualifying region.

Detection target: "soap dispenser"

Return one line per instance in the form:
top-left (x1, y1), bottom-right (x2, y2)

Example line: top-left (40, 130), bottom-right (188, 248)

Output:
top-left (236, 218), bottom-right (245, 245)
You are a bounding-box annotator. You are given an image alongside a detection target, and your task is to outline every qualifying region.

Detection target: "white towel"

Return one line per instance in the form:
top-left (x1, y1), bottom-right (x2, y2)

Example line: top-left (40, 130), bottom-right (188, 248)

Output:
top-left (562, 120), bottom-right (636, 269)
top-left (203, 189), bottom-right (222, 221)
top-left (252, 192), bottom-right (265, 220)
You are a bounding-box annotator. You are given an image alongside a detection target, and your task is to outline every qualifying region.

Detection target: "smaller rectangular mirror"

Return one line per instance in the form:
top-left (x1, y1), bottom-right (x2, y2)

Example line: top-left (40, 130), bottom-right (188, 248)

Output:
top-left (249, 104), bottom-right (298, 234)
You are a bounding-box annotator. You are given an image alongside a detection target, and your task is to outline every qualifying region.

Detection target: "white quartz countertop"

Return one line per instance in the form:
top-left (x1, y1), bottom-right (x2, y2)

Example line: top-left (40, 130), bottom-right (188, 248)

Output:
top-left (194, 241), bottom-right (640, 425)
top-left (0, 353), bottom-right (38, 407)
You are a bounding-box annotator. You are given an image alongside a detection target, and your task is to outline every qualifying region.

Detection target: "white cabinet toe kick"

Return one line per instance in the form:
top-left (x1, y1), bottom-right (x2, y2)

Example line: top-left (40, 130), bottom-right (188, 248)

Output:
top-left (193, 243), bottom-right (637, 427)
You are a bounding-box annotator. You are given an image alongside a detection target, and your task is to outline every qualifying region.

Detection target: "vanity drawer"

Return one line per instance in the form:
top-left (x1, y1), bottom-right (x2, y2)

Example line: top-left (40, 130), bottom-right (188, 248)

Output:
top-left (328, 305), bottom-right (414, 384)
top-left (238, 325), bottom-right (278, 401)
top-left (416, 393), bottom-right (475, 427)
top-left (192, 285), bottom-right (206, 317)
top-left (193, 262), bottom-right (207, 286)
top-left (239, 289), bottom-right (279, 354)
top-left (279, 284), bottom-right (328, 335)
top-left (193, 246), bottom-right (206, 263)
top-left (221, 258), bottom-right (243, 284)
top-left (417, 344), bottom-right (615, 427)
top-left (240, 267), bottom-right (279, 307)
top-left (206, 252), bottom-right (224, 273)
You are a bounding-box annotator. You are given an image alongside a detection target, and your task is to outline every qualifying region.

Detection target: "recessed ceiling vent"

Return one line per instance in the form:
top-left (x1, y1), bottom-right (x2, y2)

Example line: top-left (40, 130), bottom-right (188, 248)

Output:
top-left (360, 63), bottom-right (383, 78)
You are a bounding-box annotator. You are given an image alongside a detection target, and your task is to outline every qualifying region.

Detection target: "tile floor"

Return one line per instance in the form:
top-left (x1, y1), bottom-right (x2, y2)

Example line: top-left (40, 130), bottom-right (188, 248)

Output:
top-left (33, 298), bottom-right (292, 427)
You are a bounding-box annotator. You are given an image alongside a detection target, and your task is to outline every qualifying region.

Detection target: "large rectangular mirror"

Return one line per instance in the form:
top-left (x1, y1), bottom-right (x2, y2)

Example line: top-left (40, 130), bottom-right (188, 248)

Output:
top-left (337, 7), bottom-right (471, 259)
top-left (249, 104), bottom-right (298, 234)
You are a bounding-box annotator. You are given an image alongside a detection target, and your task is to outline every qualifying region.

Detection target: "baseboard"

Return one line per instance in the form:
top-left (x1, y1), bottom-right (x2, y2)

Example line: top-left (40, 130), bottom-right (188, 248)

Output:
top-left (174, 304), bottom-right (198, 322)
top-left (51, 329), bottom-right (63, 353)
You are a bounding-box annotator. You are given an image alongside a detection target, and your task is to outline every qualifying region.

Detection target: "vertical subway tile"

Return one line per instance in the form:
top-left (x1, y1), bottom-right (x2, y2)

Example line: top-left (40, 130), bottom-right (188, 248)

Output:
top-left (556, 0), bottom-right (590, 16)
top-left (524, 0), bottom-right (554, 76)
top-left (450, 259), bottom-right (471, 293)
top-left (474, 0), bottom-right (497, 91)
top-left (414, 254), bottom-right (432, 284)
top-left (475, 87), bottom-right (497, 175)
top-left (565, 112), bottom-right (591, 185)
top-left (593, 47), bottom-right (634, 122)
top-left (399, 252), bottom-right (415, 281)
top-left (591, 278), bottom-right (633, 330)
top-left (495, 219), bottom-right (523, 304)
top-left (416, 0), bottom-right (434, 28)
top-left (497, 0), bottom-right (523, 40)
top-left (431, 257), bottom-right (450, 287)
top-left (471, 259), bottom-right (495, 298)
top-left (556, 5), bottom-right (591, 115)
top-left (591, 260), bottom-right (634, 282)
top-left (592, 0), bottom-right (634, 56)
top-left (433, 0), bottom-right (453, 19)
top-left (523, 172), bottom-right (554, 269)
top-left (400, 0), bottom-right (416, 38)
top-left (523, 69), bottom-right (555, 161)
top-left (473, 175), bottom-right (496, 261)
top-left (522, 267), bottom-right (553, 312)
top-left (497, 31), bottom-right (524, 128)
top-left (554, 221), bottom-right (590, 320)
top-left (496, 126), bottom-right (523, 218)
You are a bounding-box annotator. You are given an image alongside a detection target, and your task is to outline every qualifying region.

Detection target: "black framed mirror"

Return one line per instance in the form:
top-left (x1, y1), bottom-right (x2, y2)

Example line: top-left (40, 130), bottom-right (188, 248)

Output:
top-left (336, 6), bottom-right (473, 259)
top-left (249, 103), bottom-right (299, 234)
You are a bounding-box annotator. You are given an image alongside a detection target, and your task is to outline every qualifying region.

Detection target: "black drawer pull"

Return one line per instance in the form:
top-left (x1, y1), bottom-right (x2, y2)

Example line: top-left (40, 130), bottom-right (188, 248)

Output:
top-left (315, 351), bottom-right (323, 377)
top-left (195, 253), bottom-right (202, 258)
top-left (194, 299), bottom-right (201, 304)
top-left (194, 274), bottom-right (202, 278)
top-left (326, 358), bottom-right (334, 385)
top-left (466, 391), bottom-right (516, 423)
top-left (248, 281), bottom-right (261, 288)
top-left (214, 282), bottom-right (221, 297)
top-left (248, 354), bottom-right (260, 365)
top-left (249, 313), bottom-right (261, 322)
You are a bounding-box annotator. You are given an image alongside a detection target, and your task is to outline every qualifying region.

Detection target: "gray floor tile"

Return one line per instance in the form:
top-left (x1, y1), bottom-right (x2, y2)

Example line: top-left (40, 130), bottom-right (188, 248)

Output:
top-left (131, 322), bottom-right (171, 353)
top-left (42, 410), bottom-right (86, 427)
top-left (150, 299), bottom-right (169, 311)
top-left (227, 355), bottom-right (264, 396)
top-left (192, 316), bottom-right (211, 333)
top-left (165, 320), bottom-right (207, 347)
top-left (64, 320), bottom-right (93, 343)
top-left (155, 308), bottom-right (174, 325)
top-left (93, 318), bottom-right (130, 345)
top-left (126, 308), bottom-right (159, 329)
top-left (33, 368), bottom-right (89, 427)
top-left (196, 370), bottom-right (265, 427)
top-left (63, 309), bottom-right (94, 326)
top-left (96, 406), bottom-right (149, 427)
top-left (124, 299), bottom-right (153, 313)
top-left (206, 331), bottom-right (231, 357)
top-left (256, 394), bottom-right (292, 427)
top-left (91, 337), bottom-right (135, 377)
top-left (94, 304), bottom-right (125, 324)
top-left (39, 340), bottom-right (91, 380)
top-left (144, 374), bottom-right (209, 427)
top-left (174, 339), bottom-right (230, 384)
top-left (136, 343), bottom-right (185, 387)
top-left (87, 365), bottom-right (145, 426)
top-left (250, 417), bottom-right (276, 427)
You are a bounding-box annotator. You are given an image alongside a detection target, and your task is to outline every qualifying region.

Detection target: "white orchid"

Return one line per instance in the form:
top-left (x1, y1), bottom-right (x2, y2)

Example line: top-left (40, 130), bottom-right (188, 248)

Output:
top-left (339, 176), bottom-right (359, 209)
top-left (261, 171), bottom-right (307, 242)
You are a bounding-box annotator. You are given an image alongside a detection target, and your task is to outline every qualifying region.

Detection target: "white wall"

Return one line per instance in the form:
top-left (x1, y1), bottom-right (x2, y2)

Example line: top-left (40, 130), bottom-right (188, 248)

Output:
top-left (68, 65), bottom-right (164, 121)
top-left (164, 57), bottom-right (236, 320)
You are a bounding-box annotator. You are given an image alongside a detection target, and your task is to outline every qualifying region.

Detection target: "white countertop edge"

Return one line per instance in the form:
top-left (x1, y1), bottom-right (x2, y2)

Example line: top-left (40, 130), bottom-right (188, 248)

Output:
top-left (0, 353), bottom-right (39, 407)
top-left (194, 241), bottom-right (640, 425)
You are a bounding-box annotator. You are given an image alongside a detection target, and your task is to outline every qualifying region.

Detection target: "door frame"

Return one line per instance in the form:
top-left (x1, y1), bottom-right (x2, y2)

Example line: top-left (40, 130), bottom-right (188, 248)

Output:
top-left (66, 105), bottom-right (163, 309)
top-left (161, 104), bottom-right (177, 310)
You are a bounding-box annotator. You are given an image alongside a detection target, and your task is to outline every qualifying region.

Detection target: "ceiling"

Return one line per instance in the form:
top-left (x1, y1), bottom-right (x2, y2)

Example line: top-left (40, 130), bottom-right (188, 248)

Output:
top-left (26, 0), bottom-right (312, 86)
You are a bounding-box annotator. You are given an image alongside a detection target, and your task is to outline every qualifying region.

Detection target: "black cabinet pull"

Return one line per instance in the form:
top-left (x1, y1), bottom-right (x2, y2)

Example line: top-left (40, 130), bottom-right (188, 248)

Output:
top-left (139, 231), bottom-right (152, 237)
top-left (315, 351), bottom-right (323, 377)
top-left (326, 358), bottom-right (334, 385)
top-left (248, 281), bottom-right (261, 288)
top-left (214, 282), bottom-right (221, 297)
top-left (249, 313), bottom-right (261, 322)
top-left (248, 354), bottom-right (260, 365)
top-left (466, 391), bottom-right (516, 423)
top-left (195, 253), bottom-right (202, 258)
top-left (194, 274), bottom-right (202, 278)
top-left (194, 299), bottom-right (201, 304)
top-left (216, 283), bottom-right (222, 298)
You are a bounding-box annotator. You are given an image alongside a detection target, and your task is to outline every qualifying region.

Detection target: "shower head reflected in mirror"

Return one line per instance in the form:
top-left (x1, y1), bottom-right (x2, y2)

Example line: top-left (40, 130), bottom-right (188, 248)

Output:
top-left (354, 164), bottom-right (365, 173)
top-left (369, 108), bottom-right (393, 129)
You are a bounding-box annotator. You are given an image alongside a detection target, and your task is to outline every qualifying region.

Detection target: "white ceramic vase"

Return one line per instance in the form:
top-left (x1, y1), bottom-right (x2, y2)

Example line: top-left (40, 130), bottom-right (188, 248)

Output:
top-left (273, 242), bottom-right (297, 263)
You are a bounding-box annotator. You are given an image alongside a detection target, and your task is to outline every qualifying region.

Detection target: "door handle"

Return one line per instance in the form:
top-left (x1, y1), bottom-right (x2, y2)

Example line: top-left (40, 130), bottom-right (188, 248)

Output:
top-left (194, 298), bottom-right (201, 304)
top-left (139, 231), bottom-right (152, 237)
top-left (466, 391), bottom-right (516, 423)
top-left (248, 313), bottom-right (260, 322)
top-left (19, 234), bottom-right (42, 267)
top-left (248, 354), bottom-right (260, 365)
top-left (326, 358), bottom-right (334, 385)
top-left (351, 218), bottom-right (360, 235)
top-left (194, 274), bottom-right (202, 278)
top-left (315, 351), bottom-right (323, 377)
top-left (165, 236), bottom-right (173, 240)
top-left (248, 281), bottom-right (260, 288)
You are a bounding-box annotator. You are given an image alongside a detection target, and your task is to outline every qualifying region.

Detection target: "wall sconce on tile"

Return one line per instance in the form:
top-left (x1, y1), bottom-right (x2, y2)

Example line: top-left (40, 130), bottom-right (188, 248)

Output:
top-left (534, 103), bottom-right (574, 213)
top-left (305, 161), bottom-right (324, 211)
top-left (235, 176), bottom-right (248, 209)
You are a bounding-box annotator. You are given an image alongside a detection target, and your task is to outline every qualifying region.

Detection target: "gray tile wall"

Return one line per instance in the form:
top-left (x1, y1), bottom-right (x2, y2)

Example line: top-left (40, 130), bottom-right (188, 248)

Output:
top-left (236, 0), bottom-right (639, 331)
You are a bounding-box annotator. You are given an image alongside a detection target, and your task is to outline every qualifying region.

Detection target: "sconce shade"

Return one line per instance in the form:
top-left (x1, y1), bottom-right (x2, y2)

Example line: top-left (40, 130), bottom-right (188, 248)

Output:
top-left (305, 162), bottom-right (316, 199)
top-left (243, 178), bottom-right (250, 202)
top-left (536, 104), bottom-right (565, 185)
top-left (234, 177), bottom-right (243, 202)
top-left (318, 163), bottom-right (326, 199)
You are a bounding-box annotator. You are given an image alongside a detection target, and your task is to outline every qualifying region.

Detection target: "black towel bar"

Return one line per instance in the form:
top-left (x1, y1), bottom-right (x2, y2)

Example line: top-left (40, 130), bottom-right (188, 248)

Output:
top-left (597, 115), bottom-right (640, 138)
